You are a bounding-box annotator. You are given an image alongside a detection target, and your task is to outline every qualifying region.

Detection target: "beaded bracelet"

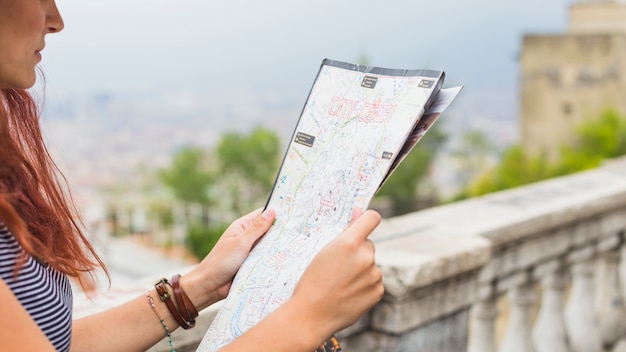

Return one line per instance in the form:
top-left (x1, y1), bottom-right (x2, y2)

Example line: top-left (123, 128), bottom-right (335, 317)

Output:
top-left (146, 291), bottom-right (176, 352)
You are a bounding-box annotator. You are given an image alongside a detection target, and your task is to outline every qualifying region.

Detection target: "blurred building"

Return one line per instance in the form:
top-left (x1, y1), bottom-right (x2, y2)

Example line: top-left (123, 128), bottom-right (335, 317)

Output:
top-left (520, 0), bottom-right (626, 159)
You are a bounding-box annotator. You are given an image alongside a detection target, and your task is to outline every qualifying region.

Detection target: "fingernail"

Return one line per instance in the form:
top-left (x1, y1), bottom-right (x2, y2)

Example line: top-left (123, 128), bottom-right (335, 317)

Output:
top-left (262, 208), bottom-right (275, 219)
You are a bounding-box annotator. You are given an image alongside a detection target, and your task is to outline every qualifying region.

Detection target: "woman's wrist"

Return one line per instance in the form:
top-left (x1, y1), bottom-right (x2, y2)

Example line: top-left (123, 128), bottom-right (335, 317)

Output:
top-left (221, 297), bottom-right (329, 352)
top-left (177, 272), bottom-right (220, 312)
top-left (277, 297), bottom-right (330, 350)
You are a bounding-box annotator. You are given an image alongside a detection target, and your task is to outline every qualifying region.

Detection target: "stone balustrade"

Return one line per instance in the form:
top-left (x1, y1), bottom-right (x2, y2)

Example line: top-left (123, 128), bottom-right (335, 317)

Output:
top-left (344, 156), bottom-right (626, 352)
top-left (78, 157), bottom-right (626, 351)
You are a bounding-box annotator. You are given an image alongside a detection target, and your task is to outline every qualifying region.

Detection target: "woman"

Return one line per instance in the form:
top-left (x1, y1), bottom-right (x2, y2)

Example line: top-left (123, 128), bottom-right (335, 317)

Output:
top-left (0, 0), bottom-right (384, 351)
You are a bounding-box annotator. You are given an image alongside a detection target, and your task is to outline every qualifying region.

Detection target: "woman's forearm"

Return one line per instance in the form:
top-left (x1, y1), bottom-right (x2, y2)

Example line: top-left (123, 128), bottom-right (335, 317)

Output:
top-left (72, 292), bottom-right (325, 352)
top-left (219, 299), bottom-right (326, 352)
top-left (71, 289), bottom-right (181, 352)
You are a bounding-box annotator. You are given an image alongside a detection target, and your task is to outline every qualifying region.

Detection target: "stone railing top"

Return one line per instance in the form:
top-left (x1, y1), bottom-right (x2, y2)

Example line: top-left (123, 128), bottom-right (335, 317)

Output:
top-left (371, 156), bottom-right (626, 297)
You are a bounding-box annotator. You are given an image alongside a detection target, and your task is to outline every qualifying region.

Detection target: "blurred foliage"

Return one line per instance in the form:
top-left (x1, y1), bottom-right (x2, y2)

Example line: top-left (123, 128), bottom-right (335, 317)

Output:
top-left (150, 201), bottom-right (175, 229)
top-left (217, 127), bottom-right (282, 193)
top-left (458, 108), bottom-right (626, 199)
top-left (449, 129), bottom-right (499, 198)
top-left (156, 108), bottom-right (626, 258)
top-left (158, 127), bottom-right (282, 259)
top-left (376, 123), bottom-right (448, 215)
top-left (556, 108), bottom-right (626, 175)
top-left (356, 53), bottom-right (370, 66)
top-left (215, 127), bottom-right (282, 213)
top-left (467, 145), bottom-right (552, 196)
top-left (159, 147), bottom-right (214, 205)
top-left (185, 223), bottom-right (228, 259)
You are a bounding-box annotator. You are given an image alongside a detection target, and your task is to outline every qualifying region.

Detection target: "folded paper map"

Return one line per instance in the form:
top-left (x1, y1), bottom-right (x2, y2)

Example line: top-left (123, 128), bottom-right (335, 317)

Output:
top-left (197, 59), bottom-right (462, 351)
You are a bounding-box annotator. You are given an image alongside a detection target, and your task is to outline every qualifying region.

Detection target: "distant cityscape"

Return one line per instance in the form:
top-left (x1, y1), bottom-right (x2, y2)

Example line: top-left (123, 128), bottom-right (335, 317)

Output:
top-left (41, 86), bottom-right (518, 208)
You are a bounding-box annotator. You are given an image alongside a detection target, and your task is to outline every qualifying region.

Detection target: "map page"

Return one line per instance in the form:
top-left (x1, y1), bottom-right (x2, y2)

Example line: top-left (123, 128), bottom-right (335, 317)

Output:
top-left (197, 59), bottom-right (455, 351)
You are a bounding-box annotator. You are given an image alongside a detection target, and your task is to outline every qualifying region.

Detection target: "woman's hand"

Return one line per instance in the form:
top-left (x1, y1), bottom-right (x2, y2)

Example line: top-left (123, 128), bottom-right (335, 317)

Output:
top-left (181, 207), bottom-right (276, 310)
top-left (220, 209), bottom-right (384, 352)
top-left (290, 209), bottom-right (384, 339)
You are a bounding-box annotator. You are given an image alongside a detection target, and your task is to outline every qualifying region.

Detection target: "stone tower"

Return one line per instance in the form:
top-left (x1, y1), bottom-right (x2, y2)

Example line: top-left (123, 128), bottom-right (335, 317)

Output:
top-left (520, 0), bottom-right (626, 158)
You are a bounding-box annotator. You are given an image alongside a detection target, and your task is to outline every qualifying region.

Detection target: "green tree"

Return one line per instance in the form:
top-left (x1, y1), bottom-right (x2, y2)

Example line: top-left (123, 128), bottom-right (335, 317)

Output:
top-left (451, 129), bottom-right (498, 186)
top-left (185, 223), bottom-right (228, 259)
top-left (215, 127), bottom-right (282, 213)
top-left (356, 53), bottom-right (370, 66)
top-left (159, 147), bottom-right (215, 256)
top-left (461, 108), bottom-right (626, 198)
top-left (159, 147), bottom-right (214, 205)
top-left (376, 123), bottom-right (448, 215)
top-left (157, 129), bottom-right (282, 260)
top-left (467, 146), bottom-right (552, 196)
top-left (557, 108), bottom-right (626, 174)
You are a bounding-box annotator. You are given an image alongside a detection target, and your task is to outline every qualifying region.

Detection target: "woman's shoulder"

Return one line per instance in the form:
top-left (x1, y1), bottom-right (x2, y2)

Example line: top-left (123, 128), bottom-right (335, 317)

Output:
top-left (0, 222), bottom-right (73, 352)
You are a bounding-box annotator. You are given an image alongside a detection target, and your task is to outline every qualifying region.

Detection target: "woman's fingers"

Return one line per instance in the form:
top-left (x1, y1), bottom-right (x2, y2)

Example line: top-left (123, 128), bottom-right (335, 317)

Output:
top-left (238, 208), bottom-right (275, 248)
top-left (340, 209), bottom-right (381, 244)
top-left (291, 209), bottom-right (383, 335)
top-left (348, 207), bottom-right (364, 227)
top-left (226, 207), bottom-right (264, 235)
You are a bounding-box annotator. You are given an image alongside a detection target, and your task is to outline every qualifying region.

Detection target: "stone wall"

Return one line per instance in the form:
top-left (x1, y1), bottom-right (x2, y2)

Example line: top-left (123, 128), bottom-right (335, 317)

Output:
top-left (520, 33), bottom-right (626, 158)
top-left (569, 1), bottom-right (626, 34)
top-left (520, 1), bottom-right (626, 159)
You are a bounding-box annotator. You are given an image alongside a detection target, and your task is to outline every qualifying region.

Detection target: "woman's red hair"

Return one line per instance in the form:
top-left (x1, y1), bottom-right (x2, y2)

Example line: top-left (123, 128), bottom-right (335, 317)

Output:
top-left (0, 88), bottom-right (107, 291)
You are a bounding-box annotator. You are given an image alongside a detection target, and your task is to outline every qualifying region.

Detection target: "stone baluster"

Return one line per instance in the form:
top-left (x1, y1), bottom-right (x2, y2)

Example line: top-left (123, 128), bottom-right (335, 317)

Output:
top-left (619, 240), bottom-right (626, 312)
top-left (468, 293), bottom-right (498, 352)
top-left (499, 273), bottom-right (536, 352)
top-left (595, 234), bottom-right (626, 349)
top-left (532, 260), bottom-right (570, 352)
top-left (564, 248), bottom-right (602, 352)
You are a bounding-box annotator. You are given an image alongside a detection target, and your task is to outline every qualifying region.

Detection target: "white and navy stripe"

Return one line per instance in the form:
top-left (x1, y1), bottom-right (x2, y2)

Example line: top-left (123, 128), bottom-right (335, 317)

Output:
top-left (0, 225), bottom-right (72, 351)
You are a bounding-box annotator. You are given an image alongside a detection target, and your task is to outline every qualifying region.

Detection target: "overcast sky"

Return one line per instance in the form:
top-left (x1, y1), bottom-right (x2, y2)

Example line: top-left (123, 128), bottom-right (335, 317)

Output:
top-left (41, 0), bottom-right (574, 103)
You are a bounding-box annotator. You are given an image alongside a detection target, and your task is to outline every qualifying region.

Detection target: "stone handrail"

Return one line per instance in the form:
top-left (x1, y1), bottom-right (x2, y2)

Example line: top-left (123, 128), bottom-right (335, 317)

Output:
top-left (341, 156), bottom-right (626, 351)
top-left (78, 156), bottom-right (626, 351)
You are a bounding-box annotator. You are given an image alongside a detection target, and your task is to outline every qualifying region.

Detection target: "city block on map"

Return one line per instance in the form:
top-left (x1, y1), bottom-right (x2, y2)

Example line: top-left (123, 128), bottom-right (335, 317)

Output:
top-left (197, 59), bottom-right (462, 352)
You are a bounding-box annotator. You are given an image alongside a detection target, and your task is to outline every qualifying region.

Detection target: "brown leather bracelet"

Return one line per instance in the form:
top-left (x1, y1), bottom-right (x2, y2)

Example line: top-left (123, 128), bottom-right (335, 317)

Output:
top-left (154, 278), bottom-right (193, 330)
top-left (171, 274), bottom-right (198, 324)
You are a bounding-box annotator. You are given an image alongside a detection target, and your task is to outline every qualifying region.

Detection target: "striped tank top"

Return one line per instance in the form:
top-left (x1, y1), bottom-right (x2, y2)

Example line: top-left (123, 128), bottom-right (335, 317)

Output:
top-left (0, 225), bottom-right (73, 351)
